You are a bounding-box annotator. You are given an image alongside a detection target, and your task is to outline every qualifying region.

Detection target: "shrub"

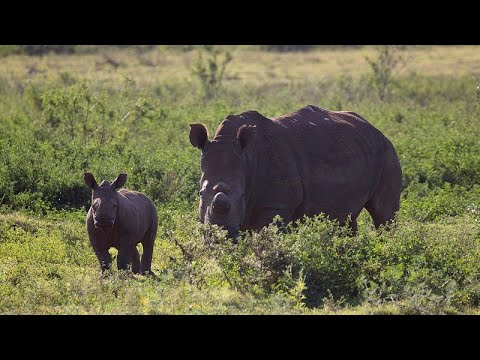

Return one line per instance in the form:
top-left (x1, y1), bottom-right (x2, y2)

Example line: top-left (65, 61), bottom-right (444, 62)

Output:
top-left (169, 210), bottom-right (480, 312)
top-left (191, 45), bottom-right (232, 100)
top-left (18, 45), bottom-right (77, 56)
top-left (366, 45), bottom-right (406, 101)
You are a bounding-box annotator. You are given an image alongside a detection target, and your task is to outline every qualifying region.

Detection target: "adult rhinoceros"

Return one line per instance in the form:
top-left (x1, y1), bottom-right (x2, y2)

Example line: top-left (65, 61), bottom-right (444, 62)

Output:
top-left (189, 105), bottom-right (402, 239)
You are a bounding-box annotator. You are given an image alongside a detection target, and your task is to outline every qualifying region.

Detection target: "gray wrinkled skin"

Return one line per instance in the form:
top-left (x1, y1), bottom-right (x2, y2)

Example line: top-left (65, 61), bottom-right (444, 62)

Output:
top-left (84, 173), bottom-right (158, 275)
top-left (189, 105), bottom-right (402, 240)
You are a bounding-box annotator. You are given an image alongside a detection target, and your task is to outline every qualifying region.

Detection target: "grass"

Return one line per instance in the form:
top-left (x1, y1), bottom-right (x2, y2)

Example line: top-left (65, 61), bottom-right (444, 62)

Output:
top-left (1, 46), bottom-right (480, 89)
top-left (1, 209), bottom-right (479, 314)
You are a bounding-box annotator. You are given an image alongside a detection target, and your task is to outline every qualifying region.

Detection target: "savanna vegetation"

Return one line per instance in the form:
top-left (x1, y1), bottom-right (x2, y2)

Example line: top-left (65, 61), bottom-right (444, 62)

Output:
top-left (1, 45), bottom-right (480, 314)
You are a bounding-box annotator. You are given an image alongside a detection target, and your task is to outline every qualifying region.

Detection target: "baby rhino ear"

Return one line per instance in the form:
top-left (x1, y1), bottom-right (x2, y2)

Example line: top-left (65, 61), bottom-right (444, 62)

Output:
top-left (84, 173), bottom-right (97, 189)
top-left (237, 125), bottom-right (256, 150)
top-left (189, 124), bottom-right (211, 150)
top-left (111, 173), bottom-right (127, 190)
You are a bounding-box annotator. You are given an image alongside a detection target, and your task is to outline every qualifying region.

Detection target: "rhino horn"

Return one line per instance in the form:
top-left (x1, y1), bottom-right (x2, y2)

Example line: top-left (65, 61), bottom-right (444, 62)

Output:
top-left (212, 192), bottom-right (231, 215)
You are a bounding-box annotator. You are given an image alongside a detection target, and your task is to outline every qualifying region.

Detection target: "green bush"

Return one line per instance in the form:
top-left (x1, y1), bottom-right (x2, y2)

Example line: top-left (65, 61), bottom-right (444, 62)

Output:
top-left (168, 211), bottom-right (480, 312)
top-left (366, 45), bottom-right (405, 101)
top-left (18, 45), bottom-right (77, 55)
top-left (191, 46), bottom-right (232, 100)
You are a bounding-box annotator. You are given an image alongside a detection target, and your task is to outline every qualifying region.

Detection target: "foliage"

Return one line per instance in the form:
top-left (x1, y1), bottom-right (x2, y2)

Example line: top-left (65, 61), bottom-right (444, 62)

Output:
top-left (366, 45), bottom-right (406, 101)
top-left (191, 45), bottom-right (232, 100)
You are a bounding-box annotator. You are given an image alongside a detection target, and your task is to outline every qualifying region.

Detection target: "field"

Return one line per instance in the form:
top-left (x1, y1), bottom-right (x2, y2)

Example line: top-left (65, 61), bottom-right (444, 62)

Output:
top-left (1, 45), bottom-right (480, 314)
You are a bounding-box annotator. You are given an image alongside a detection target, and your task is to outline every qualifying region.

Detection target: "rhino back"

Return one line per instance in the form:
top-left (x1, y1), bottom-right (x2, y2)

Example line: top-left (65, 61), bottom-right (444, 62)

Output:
top-left (268, 105), bottom-right (389, 217)
top-left (115, 189), bottom-right (157, 239)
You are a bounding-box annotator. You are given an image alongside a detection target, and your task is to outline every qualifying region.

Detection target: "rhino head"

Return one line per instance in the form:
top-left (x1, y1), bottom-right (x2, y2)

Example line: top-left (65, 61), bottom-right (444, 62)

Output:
top-left (189, 123), bottom-right (256, 241)
top-left (84, 173), bottom-right (127, 228)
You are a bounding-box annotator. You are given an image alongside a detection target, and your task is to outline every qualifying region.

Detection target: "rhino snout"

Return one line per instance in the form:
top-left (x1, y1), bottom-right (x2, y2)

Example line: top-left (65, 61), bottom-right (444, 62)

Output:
top-left (212, 192), bottom-right (231, 215)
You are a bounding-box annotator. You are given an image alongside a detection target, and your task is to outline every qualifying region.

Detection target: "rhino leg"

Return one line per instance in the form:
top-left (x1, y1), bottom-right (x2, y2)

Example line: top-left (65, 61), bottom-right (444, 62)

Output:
top-left (96, 250), bottom-right (112, 273)
top-left (98, 251), bottom-right (113, 273)
top-left (117, 242), bottom-right (134, 272)
top-left (365, 148), bottom-right (402, 229)
top-left (365, 191), bottom-right (400, 229)
top-left (89, 234), bottom-right (112, 273)
top-left (338, 211), bottom-right (361, 234)
top-left (337, 214), bottom-right (358, 234)
top-left (254, 207), bottom-right (292, 231)
top-left (131, 246), bottom-right (141, 274)
top-left (140, 223), bottom-right (157, 275)
top-left (140, 240), bottom-right (154, 275)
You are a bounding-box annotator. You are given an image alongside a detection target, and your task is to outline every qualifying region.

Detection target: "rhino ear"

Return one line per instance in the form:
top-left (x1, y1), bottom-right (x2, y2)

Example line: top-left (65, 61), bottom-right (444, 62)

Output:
top-left (189, 124), bottom-right (210, 150)
top-left (84, 173), bottom-right (97, 189)
top-left (111, 173), bottom-right (127, 190)
top-left (237, 125), bottom-right (256, 150)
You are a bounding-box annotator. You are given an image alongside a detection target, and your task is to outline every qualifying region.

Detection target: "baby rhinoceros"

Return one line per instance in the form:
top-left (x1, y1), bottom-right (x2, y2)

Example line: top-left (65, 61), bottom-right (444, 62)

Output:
top-left (84, 173), bottom-right (158, 275)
